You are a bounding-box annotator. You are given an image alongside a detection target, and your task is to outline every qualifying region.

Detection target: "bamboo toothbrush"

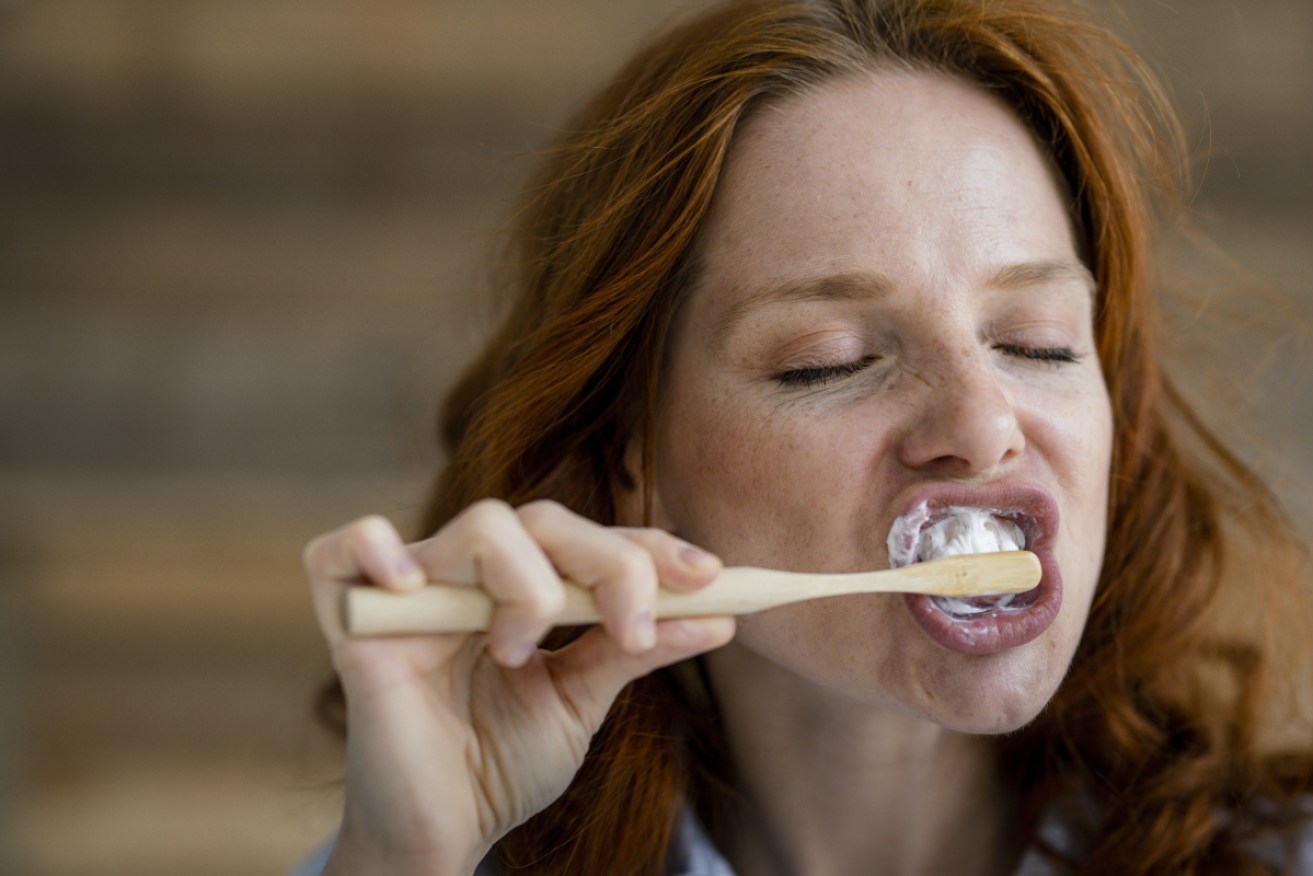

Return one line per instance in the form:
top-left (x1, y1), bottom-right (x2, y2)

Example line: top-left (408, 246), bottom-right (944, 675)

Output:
top-left (344, 550), bottom-right (1040, 636)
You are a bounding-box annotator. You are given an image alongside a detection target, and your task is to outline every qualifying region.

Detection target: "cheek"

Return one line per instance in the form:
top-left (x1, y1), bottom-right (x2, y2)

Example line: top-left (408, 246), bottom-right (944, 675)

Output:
top-left (654, 384), bottom-right (882, 568)
top-left (1031, 386), bottom-right (1112, 606)
top-left (1066, 394), bottom-right (1113, 534)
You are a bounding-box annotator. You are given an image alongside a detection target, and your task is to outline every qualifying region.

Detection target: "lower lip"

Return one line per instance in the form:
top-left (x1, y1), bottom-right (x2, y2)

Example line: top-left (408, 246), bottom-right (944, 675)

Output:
top-left (902, 552), bottom-right (1063, 655)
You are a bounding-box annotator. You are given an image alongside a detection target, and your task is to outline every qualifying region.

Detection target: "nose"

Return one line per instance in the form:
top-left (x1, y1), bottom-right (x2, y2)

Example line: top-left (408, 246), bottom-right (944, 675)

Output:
top-left (895, 348), bottom-right (1025, 477)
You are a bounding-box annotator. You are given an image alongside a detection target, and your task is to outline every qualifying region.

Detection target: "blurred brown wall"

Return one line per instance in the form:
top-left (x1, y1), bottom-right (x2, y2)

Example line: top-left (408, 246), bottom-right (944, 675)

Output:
top-left (1, 2), bottom-right (1310, 874)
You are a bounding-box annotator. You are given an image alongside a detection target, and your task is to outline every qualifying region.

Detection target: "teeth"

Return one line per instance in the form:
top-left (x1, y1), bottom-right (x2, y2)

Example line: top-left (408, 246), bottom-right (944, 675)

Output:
top-left (886, 504), bottom-right (1031, 618)
top-left (916, 509), bottom-right (1024, 562)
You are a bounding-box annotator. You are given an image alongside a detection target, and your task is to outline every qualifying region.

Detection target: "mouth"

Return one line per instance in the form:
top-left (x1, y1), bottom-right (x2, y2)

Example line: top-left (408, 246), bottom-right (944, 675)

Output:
top-left (887, 485), bottom-right (1062, 655)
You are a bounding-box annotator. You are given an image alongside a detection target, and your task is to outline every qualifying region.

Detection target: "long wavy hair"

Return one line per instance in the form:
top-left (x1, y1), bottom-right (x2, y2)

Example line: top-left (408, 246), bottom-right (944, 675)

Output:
top-left (324, 0), bottom-right (1313, 872)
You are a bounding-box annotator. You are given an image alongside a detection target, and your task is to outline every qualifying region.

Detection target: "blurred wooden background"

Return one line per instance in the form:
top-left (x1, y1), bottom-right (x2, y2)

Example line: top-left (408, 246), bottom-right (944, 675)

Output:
top-left (1, 2), bottom-right (1310, 874)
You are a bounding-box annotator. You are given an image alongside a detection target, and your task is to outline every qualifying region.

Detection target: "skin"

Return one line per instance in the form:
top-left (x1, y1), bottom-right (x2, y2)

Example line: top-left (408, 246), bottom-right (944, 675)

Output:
top-left (306, 70), bottom-right (1113, 876)
top-left (306, 507), bottom-right (734, 876)
top-left (645, 70), bottom-right (1113, 874)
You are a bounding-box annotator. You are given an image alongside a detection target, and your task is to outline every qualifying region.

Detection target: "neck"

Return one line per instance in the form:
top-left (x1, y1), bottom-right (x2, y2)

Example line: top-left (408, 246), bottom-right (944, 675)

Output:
top-left (702, 643), bottom-right (1019, 876)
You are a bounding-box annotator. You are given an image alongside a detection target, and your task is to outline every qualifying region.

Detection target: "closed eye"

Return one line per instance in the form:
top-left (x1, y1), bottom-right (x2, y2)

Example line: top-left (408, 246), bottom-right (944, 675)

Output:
top-left (995, 343), bottom-right (1079, 365)
top-left (774, 356), bottom-right (878, 388)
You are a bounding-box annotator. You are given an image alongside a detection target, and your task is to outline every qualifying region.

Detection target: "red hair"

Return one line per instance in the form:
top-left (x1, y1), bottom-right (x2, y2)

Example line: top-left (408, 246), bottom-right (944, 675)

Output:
top-left (325, 1), bottom-right (1313, 872)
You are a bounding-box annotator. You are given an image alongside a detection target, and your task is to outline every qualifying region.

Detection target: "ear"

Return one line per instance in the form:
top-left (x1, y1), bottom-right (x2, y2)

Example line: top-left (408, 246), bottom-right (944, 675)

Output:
top-left (616, 436), bottom-right (677, 531)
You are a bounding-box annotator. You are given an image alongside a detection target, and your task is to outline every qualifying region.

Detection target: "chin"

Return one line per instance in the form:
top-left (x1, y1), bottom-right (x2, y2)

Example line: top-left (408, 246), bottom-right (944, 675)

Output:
top-left (726, 589), bottom-right (1084, 735)
top-left (900, 639), bottom-right (1071, 735)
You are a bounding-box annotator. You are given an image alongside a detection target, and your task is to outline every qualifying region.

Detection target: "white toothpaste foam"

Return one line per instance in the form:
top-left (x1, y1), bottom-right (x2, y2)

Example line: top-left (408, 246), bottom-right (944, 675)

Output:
top-left (887, 503), bottom-right (1027, 617)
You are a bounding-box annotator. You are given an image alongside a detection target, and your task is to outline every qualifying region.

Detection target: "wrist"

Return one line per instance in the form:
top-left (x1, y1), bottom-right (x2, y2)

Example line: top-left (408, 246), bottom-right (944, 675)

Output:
top-left (321, 819), bottom-right (484, 876)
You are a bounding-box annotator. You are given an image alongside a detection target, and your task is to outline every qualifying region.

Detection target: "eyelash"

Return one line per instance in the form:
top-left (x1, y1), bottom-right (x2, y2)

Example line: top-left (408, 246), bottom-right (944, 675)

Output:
top-left (773, 345), bottom-right (1079, 388)
top-left (995, 343), bottom-right (1080, 365)
top-left (774, 357), bottom-right (878, 388)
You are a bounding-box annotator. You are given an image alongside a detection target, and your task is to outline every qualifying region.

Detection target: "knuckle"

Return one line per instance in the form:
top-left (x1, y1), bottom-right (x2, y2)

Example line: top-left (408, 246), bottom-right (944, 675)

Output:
top-left (511, 579), bottom-right (565, 621)
top-left (302, 514), bottom-right (408, 582)
top-left (350, 514), bottom-right (394, 544)
top-left (534, 582), bottom-right (568, 617)
top-left (610, 542), bottom-right (657, 588)
top-left (461, 498), bottom-right (515, 534)
top-left (517, 498), bottom-right (566, 529)
top-left (620, 526), bottom-right (677, 555)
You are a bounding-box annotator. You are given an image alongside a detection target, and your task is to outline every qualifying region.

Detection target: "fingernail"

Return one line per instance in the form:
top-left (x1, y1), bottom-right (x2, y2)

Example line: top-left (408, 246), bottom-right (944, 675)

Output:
top-left (679, 544), bottom-right (717, 570)
top-left (393, 554), bottom-right (424, 586)
top-left (506, 641), bottom-right (536, 667)
top-left (634, 610), bottom-right (656, 650)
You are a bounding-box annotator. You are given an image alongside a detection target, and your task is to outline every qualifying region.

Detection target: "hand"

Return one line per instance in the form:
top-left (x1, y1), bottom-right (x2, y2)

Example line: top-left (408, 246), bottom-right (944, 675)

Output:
top-left (304, 499), bottom-right (736, 876)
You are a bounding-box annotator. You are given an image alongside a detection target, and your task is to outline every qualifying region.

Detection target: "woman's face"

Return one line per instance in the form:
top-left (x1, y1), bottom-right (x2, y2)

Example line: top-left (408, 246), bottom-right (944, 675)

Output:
top-left (648, 71), bottom-right (1112, 732)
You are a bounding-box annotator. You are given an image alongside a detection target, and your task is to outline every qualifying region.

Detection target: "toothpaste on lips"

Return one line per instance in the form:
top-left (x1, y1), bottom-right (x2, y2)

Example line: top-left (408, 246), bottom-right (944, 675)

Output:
top-left (886, 502), bottom-right (1028, 617)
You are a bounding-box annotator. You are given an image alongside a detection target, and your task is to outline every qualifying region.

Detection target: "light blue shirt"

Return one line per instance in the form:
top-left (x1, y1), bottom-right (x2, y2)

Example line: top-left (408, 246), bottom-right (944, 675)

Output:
top-left (293, 799), bottom-right (1313, 875)
top-left (291, 807), bottom-right (1061, 875)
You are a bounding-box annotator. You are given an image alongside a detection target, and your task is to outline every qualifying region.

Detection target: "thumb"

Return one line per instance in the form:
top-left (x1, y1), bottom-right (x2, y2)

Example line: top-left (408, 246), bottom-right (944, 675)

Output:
top-left (546, 616), bottom-right (735, 729)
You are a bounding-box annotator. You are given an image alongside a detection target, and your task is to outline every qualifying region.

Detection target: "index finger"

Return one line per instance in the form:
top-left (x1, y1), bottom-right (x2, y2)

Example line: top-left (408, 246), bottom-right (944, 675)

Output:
top-left (303, 515), bottom-right (426, 645)
top-left (612, 528), bottom-right (723, 593)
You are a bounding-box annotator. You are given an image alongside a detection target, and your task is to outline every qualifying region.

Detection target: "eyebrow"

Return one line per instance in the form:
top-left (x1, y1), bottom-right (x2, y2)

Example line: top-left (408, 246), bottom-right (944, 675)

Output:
top-left (712, 270), bottom-right (894, 347)
top-left (711, 260), bottom-right (1096, 347)
top-left (989, 260), bottom-right (1096, 295)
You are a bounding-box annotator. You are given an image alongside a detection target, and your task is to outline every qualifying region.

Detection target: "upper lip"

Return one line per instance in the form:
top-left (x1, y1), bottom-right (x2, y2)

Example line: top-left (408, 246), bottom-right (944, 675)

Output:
top-left (889, 481), bottom-right (1059, 560)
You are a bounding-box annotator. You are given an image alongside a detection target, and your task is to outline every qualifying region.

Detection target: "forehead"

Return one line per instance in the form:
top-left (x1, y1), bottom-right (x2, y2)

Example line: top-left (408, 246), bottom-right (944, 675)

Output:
top-left (685, 69), bottom-right (1082, 324)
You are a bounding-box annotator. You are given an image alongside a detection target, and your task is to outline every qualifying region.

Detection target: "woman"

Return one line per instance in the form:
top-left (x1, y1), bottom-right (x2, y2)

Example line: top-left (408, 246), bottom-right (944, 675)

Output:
top-left (301, 0), bottom-right (1313, 873)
